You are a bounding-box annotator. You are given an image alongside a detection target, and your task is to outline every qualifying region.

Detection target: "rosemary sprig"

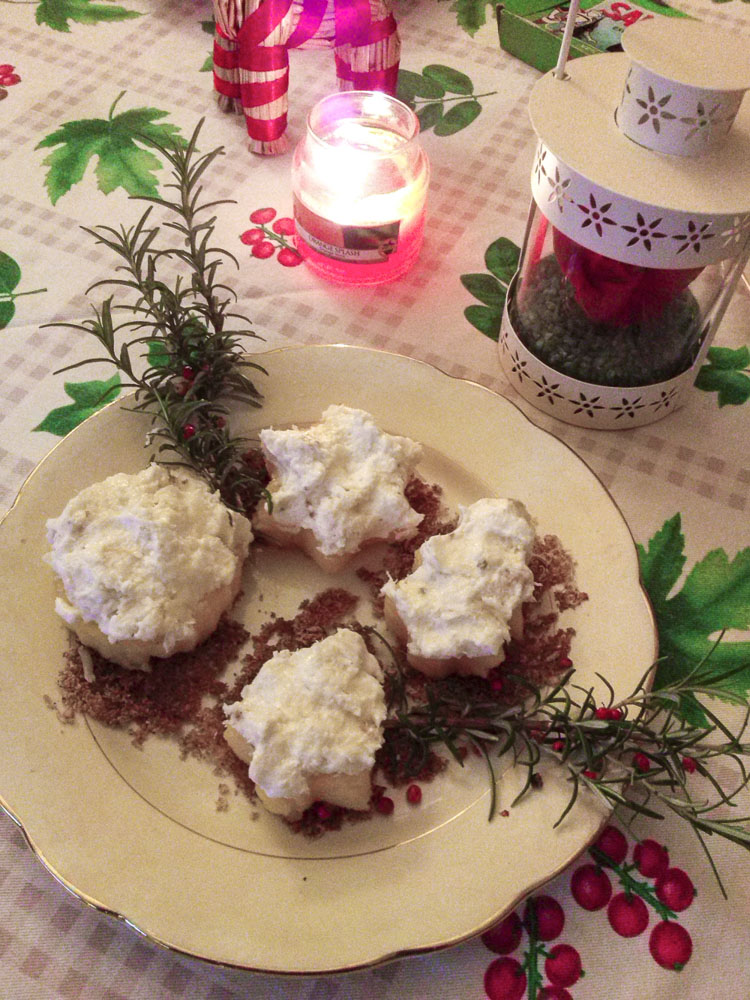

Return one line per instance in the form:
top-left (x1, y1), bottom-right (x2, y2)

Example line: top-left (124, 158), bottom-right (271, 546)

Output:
top-left (379, 637), bottom-right (750, 895)
top-left (46, 120), bottom-right (267, 514)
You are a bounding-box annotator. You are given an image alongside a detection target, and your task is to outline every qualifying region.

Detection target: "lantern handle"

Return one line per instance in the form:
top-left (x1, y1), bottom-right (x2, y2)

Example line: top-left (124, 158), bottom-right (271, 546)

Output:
top-left (553, 0), bottom-right (581, 80)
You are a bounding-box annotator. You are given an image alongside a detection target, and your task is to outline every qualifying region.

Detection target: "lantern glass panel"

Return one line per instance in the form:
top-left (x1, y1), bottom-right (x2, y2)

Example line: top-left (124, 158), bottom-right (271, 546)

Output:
top-left (509, 203), bottom-right (741, 388)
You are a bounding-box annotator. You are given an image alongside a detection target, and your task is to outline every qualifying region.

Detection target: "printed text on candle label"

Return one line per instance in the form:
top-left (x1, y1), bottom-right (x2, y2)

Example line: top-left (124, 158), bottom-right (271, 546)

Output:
top-left (294, 197), bottom-right (401, 264)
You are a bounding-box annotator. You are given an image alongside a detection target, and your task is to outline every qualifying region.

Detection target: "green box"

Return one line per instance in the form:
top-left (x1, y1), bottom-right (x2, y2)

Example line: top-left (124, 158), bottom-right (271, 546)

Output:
top-left (496, 0), bottom-right (687, 74)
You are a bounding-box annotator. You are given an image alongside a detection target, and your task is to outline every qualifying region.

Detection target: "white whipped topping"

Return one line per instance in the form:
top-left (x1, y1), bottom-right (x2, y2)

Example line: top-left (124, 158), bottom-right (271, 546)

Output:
top-left (45, 464), bottom-right (252, 650)
top-left (223, 628), bottom-right (386, 800)
top-left (381, 498), bottom-right (535, 660)
top-left (259, 404), bottom-right (423, 556)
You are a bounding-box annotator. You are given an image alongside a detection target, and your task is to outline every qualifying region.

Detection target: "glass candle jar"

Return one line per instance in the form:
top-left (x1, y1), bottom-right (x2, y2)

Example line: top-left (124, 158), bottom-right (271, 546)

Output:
top-left (292, 91), bottom-right (430, 285)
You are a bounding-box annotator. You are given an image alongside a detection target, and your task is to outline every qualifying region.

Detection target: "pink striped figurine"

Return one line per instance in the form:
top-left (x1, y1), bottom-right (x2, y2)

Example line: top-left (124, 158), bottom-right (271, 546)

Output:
top-left (212, 0), bottom-right (401, 155)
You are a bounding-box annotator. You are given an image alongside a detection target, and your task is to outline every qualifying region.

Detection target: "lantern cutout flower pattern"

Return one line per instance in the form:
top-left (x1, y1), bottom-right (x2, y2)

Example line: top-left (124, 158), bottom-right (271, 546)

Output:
top-left (499, 18), bottom-right (750, 429)
top-left (212, 0), bottom-right (400, 155)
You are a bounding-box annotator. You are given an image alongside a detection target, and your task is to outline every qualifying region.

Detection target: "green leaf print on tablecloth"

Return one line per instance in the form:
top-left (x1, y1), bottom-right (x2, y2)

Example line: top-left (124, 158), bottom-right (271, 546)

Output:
top-left (397, 66), bottom-right (495, 135)
top-left (35, 0), bottom-right (141, 32)
top-left (36, 93), bottom-right (186, 205)
top-left (201, 19), bottom-right (215, 72)
top-left (439, 0), bottom-right (497, 35)
top-left (462, 237), bottom-right (520, 340)
top-left (34, 374), bottom-right (122, 436)
top-left (695, 346), bottom-right (750, 407)
top-left (639, 514), bottom-right (750, 725)
top-left (0, 251), bottom-right (46, 328)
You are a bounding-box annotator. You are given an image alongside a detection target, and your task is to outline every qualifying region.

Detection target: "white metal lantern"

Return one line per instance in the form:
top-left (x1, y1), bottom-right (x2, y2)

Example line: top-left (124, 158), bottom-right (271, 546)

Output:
top-left (499, 17), bottom-right (750, 429)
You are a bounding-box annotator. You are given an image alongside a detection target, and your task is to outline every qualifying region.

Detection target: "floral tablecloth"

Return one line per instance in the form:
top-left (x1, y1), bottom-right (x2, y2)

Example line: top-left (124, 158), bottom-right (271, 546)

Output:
top-left (2, 0), bottom-right (749, 996)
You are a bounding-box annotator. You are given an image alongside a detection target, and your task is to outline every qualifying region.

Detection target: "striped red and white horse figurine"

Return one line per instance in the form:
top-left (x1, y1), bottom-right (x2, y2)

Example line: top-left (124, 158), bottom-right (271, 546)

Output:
top-left (212, 0), bottom-right (401, 155)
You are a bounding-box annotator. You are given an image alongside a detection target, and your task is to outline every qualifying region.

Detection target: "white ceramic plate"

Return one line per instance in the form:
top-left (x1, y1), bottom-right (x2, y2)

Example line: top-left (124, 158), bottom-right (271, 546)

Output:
top-left (0, 345), bottom-right (656, 974)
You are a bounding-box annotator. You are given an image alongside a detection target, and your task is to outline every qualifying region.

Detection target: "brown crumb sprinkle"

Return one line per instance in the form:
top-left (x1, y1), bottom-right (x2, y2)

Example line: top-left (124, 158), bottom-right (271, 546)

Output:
top-left (56, 619), bottom-right (248, 745)
top-left (49, 496), bottom-right (587, 837)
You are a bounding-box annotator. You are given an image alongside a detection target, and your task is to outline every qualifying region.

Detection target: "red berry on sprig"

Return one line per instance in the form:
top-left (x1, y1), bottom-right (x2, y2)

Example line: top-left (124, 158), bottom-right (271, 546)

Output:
top-left (592, 825), bottom-right (628, 866)
top-left (523, 895), bottom-right (564, 941)
top-left (595, 706), bottom-right (610, 720)
top-left (181, 365), bottom-right (195, 381)
top-left (252, 240), bottom-right (275, 259)
top-left (582, 769), bottom-right (598, 780)
top-left (240, 228), bottom-right (266, 245)
top-left (250, 207), bottom-right (276, 224)
top-left (607, 892), bottom-right (649, 937)
top-left (481, 911), bottom-right (523, 955)
top-left (544, 943), bottom-right (583, 988)
top-left (538, 988), bottom-right (573, 1000)
top-left (633, 839), bottom-right (669, 879)
top-left (182, 423), bottom-right (196, 440)
top-left (272, 216), bottom-right (296, 235)
top-left (633, 751), bottom-right (651, 772)
top-left (552, 740), bottom-right (565, 752)
top-left (681, 755), bottom-right (697, 774)
top-left (277, 247), bottom-right (303, 267)
top-left (649, 920), bottom-right (693, 970)
top-left (655, 868), bottom-right (695, 912)
top-left (483, 957), bottom-right (527, 1000)
top-left (571, 863), bottom-right (612, 911)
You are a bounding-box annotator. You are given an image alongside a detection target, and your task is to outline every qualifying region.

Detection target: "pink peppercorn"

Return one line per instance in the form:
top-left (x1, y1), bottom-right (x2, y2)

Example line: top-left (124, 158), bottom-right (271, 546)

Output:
top-left (406, 784), bottom-right (422, 805)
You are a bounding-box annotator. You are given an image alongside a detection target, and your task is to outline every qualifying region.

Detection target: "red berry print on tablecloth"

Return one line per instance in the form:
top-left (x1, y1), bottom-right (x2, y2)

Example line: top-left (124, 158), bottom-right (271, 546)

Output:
top-left (544, 944), bottom-right (583, 988)
top-left (574, 825), bottom-right (694, 974)
top-left (241, 207), bottom-right (303, 267)
top-left (607, 892), bottom-right (649, 937)
top-left (481, 894), bottom-right (584, 1000)
top-left (0, 64), bottom-right (21, 101)
top-left (249, 207), bottom-right (276, 224)
top-left (252, 241), bottom-right (275, 259)
top-left (570, 863), bottom-right (612, 911)
top-left (240, 228), bottom-right (266, 246)
top-left (633, 839), bottom-right (669, 879)
top-left (482, 912), bottom-right (524, 955)
top-left (277, 247), bottom-right (303, 267)
top-left (655, 868), bottom-right (695, 912)
top-left (480, 827), bottom-right (698, 998)
top-left (649, 920), bottom-right (693, 970)
top-left (484, 957), bottom-right (527, 1000)
top-left (592, 824), bottom-right (628, 866)
top-left (538, 988), bottom-right (573, 1000)
top-left (272, 216), bottom-right (296, 236)
top-left (523, 896), bottom-right (565, 941)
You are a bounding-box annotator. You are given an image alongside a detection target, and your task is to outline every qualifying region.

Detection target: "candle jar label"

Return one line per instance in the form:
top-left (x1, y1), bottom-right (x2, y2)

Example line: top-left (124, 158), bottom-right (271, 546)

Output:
top-left (294, 196), bottom-right (401, 264)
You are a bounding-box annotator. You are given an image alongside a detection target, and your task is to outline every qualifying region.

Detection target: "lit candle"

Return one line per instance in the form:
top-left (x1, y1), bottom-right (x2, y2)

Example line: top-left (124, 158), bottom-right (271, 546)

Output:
top-left (292, 91), bottom-right (430, 285)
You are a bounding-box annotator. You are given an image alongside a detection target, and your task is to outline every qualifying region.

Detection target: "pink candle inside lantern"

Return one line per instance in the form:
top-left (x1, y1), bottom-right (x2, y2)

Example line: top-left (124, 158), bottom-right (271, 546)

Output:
top-left (291, 91), bottom-right (430, 285)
